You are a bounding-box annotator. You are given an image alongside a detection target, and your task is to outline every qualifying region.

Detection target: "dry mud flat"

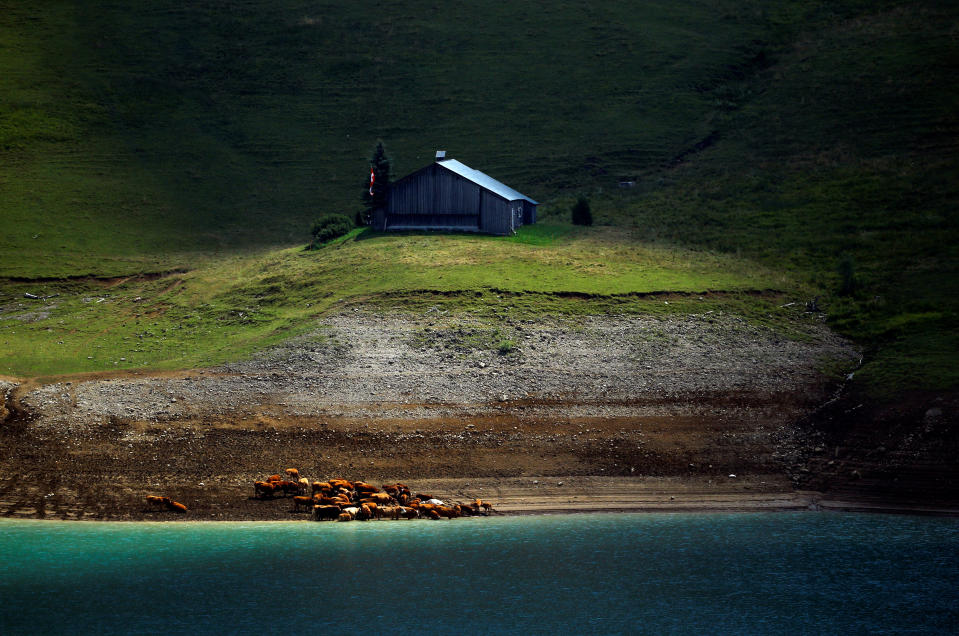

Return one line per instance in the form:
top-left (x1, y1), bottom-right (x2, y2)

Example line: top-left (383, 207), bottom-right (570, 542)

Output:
top-left (0, 309), bottom-right (862, 520)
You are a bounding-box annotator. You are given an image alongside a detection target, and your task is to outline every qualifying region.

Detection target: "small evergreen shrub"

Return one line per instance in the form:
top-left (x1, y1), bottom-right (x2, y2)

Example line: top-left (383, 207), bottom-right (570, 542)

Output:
top-left (362, 140), bottom-right (392, 223)
top-left (838, 255), bottom-right (858, 297)
top-left (310, 214), bottom-right (353, 247)
top-left (571, 196), bottom-right (593, 226)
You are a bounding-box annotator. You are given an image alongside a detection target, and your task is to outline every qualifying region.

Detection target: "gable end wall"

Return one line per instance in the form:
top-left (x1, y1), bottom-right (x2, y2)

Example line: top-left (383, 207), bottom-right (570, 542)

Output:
top-left (385, 162), bottom-right (534, 235)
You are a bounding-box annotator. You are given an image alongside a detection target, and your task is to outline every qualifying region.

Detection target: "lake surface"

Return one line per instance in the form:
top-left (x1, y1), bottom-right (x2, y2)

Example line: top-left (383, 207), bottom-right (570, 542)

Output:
top-left (1, 512), bottom-right (957, 634)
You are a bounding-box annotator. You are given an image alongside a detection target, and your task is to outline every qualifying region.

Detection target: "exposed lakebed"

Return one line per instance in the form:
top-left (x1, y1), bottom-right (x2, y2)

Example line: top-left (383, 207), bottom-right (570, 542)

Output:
top-left (2, 309), bottom-right (866, 520)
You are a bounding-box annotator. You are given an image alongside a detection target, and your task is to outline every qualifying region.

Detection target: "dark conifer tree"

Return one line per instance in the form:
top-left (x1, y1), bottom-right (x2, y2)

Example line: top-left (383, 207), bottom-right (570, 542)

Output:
top-left (361, 140), bottom-right (392, 225)
top-left (571, 196), bottom-right (593, 226)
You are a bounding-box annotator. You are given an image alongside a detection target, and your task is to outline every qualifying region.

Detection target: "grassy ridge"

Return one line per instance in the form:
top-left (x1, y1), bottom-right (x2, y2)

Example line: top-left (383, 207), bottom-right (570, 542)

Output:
top-left (0, 225), bottom-right (791, 376)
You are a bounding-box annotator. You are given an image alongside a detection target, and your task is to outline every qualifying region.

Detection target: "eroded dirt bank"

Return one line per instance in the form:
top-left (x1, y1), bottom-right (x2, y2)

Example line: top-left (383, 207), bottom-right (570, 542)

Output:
top-left (4, 308), bottom-right (946, 521)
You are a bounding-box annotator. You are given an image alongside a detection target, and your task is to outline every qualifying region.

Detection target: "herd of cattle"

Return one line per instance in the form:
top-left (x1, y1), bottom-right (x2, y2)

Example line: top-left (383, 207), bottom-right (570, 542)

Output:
top-left (255, 468), bottom-right (495, 522)
top-left (144, 468), bottom-right (495, 520)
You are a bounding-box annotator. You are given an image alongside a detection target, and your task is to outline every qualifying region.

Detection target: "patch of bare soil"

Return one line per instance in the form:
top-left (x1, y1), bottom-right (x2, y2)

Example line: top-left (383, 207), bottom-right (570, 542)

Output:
top-left (0, 308), bottom-right (888, 521)
top-left (797, 388), bottom-right (959, 512)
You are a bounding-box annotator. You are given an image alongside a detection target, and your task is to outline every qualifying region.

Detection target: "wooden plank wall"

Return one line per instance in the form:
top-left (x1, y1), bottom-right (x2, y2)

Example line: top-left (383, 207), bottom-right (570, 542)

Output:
top-left (385, 163), bottom-right (528, 235)
top-left (479, 190), bottom-right (511, 234)
top-left (385, 213), bottom-right (478, 229)
top-left (389, 165), bottom-right (480, 217)
top-left (522, 200), bottom-right (537, 225)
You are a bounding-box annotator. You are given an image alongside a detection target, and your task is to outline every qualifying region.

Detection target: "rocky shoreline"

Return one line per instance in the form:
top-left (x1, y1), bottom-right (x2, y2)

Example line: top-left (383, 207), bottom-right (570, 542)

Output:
top-left (6, 307), bottom-right (951, 521)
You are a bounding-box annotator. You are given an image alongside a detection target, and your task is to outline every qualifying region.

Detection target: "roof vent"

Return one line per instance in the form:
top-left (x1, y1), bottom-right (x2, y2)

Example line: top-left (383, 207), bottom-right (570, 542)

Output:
top-left (435, 150), bottom-right (447, 161)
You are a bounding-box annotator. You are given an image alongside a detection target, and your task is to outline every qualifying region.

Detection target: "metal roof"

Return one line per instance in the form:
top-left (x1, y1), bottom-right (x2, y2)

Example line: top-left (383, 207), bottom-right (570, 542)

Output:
top-left (437, 158), bottom-right (538, 204)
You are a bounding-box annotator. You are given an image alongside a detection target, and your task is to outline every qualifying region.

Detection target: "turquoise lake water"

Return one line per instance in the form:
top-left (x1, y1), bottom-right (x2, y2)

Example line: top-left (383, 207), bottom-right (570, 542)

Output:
top-left (1, 512), bottom-right (957, 635)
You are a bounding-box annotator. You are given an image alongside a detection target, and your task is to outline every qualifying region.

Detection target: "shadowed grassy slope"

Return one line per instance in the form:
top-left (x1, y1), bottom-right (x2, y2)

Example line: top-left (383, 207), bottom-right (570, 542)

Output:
top-left (571, 2), bottom-right (959, 394)
top-left (1, 0), bottom-right (778, 277)
top-left (0, 3), bottom-right (213, 275)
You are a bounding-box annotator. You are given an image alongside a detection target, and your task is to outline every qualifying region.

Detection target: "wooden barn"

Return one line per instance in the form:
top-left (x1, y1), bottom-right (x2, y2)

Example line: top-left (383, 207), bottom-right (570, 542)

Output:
top-left (373, 151), bottom-right (537, 235)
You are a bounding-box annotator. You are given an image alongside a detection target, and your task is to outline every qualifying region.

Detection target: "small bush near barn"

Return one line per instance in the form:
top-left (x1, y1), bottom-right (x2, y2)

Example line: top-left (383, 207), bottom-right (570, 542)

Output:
top-left (310, 214), bottom-right (354, 247)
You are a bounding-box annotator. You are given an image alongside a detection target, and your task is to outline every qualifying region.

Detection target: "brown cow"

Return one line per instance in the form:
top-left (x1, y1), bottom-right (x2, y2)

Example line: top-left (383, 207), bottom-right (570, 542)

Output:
top-left (356, 504), bottom-right (373, 521)
top-left (276, 481), bottom-right (300, 497)
top-left (312, 505), bottom-right (341, 521)
top-left (285, 468), bottom-right (300, 481)
top-left (267, 474), bottom-right (282, 482)
top-left (312, 481), bottom-right (331, 495)
top-left (360, 493), bottom-right (394, 506)
top-left (328, 478), bottom-right (352, 490)
top-left (254, 481), bottom-right (277, 498)
top-left (166, 500), bottom-right (188, 513)
top-left (427, 509), bottom-right (441, 520)
top-left (146, 495), bottom-right (171, 508)
top-left (292, 496), bottom-right (314, 512)
top-left (433, 505), bottom-right (458, 519)
top-left (471, 498), bottom-right (497, 513)
top-left (399, 506), bottom-right (418, 520)
top-left (337, 511), bottom-right (354, 522)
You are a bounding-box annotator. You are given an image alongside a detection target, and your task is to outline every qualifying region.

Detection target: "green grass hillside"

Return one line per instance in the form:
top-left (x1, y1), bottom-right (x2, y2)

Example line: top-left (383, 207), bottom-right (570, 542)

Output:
top-left (1, 0), bottom-right (957, 395)
top-left (0, 225), bottom-right (795, 376)
top-left (1, 0), bottom-right (807, 276)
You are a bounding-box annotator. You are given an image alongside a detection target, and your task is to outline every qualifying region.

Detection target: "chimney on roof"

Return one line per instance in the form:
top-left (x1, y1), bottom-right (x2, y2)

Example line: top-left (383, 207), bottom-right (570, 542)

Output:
top-left (435, 150), bottom-right (447, 161)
